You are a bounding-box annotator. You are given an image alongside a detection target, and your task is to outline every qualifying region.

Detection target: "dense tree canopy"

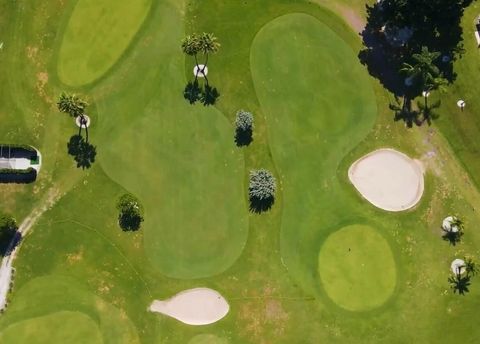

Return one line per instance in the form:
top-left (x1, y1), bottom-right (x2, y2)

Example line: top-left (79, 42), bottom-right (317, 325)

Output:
top-left (361, 0), bottom-right (472, 98)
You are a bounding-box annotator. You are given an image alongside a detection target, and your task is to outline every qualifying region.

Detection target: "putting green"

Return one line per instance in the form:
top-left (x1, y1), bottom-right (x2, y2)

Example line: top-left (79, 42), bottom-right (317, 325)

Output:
top-left (318, 224), bottom-right (396, 311)
top-left (0, 311), bottom-right (102, 344)
top-left (251, 13), bottom-right (377, 293)
top-left (95, 2), bottom-right (248, 279)
top-left (57, 0), bottom-right (151, 86)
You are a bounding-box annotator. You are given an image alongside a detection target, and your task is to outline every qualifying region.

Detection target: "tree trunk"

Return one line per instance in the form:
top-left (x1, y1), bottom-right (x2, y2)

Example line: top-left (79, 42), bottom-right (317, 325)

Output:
top-left (203, 53), bottom-right (209, 69)
top-left (194, 54), bottom-right (200, 79)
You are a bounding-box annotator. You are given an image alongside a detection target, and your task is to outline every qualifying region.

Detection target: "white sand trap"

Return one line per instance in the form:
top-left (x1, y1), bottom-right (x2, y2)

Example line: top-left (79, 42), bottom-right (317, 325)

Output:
top-left (148, 288), bottom-right (229, 326)
top-left (451, 259), bottom-right (466, 275)
top-left (348, 148), bottom-right (424, 211)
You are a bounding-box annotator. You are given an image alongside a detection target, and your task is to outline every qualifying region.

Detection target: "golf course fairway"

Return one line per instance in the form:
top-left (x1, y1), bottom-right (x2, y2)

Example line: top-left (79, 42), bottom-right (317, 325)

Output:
top-left (251, 13), bottom-right (377, 293)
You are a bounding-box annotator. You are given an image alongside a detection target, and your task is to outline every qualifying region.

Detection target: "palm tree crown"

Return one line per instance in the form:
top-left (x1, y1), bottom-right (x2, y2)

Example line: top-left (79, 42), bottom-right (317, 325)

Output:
top-left (199, 32), bottom-right (220, 55)
top-left (57, 92), bottom-right (88, 118)
top-left (181, 34), bottom-right (201, 56)
top-left (400, 46), bottom-right (442, 89)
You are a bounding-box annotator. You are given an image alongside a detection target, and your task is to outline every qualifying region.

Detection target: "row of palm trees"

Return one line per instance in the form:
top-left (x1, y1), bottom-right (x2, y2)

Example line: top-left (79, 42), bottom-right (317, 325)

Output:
top-left (181, 33), bottom-right (221, 106)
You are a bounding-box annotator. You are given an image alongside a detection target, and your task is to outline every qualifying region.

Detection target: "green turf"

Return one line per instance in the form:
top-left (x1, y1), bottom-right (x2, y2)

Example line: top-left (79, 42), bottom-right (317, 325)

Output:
top-left (251, 12), bottom-right (377, 293)
top-left (0, 311), bottom-right (102, 344)
top-left (93, 0), bottom-right (248, 279)
top-left (3, 0), bottom-right (480, 343)
top-left (57, 0), bottom-right (151, 86)
top-left (318, 224), bottom-right (396, 311)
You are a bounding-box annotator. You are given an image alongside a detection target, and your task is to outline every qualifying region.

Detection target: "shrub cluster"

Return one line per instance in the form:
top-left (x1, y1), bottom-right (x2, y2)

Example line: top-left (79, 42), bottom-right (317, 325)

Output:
top-left (234, 110), bottom-right (254, 147)
top-left (116, 193), bottom-right (144, 231)
top-left (0, 168), bottom-right (35, 175)
top-left (235, 110), bottom-right (254, 131)
top-left (249, 169), bottom-right (276, 213)
top-left (249, 169), bottom-right (276, 200)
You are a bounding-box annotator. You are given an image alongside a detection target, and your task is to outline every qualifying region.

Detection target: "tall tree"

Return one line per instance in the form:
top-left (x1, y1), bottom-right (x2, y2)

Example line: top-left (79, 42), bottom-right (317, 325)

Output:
top-left (198, 32), bottom-right (220, 71)
top-left (400, 47), bottom-right (442, 91)
top-left (181, 34), bottom-right (201, 79)
top-left (57, 93), bottom-right (90, 140)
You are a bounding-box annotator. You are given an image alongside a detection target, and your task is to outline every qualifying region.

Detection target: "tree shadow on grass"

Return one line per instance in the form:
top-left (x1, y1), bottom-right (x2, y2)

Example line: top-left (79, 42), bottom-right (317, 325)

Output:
top-left (67, 135), bottom-right (96, 169)
top-left (235, 128), bottom-right (253, 147)
top-left (201, 84), bottom-right (220, 106)
top-left (184, 81), bottom-right (202, 104)
top-left (249, 195), bottom-right (274, 214)
top-left (0, 228), bottom-right (21, 257)
top-left (118, 212), bottom-right (143, 232)
top-left (449, 274), bottom-right (471, 295)
top-left (442, 230), bottom-right (463, 246)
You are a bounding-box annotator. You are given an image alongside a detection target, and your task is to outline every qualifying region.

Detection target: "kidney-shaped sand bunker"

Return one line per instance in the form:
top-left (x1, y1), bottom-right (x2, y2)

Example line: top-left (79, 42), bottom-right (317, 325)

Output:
top-left (348, 148), bottom-right (424, 212)
top-left (148, 288), bottom-right (229, 325)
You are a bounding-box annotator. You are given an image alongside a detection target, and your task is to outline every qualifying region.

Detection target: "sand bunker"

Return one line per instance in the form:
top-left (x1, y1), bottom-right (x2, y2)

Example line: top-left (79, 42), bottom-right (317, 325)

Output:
top-left (148, 288), bottom-right (229, 325)
top-left (348, 148), bottom-right (424, 211)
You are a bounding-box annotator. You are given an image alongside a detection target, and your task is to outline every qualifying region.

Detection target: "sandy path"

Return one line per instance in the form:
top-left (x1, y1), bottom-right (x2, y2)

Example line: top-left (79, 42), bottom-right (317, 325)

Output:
top-left (0, 188), bottom-right (60, 311)
top-left (348, 148), bottom-right (425, 212)
top-left (148, 288), bottom-right (229, 325)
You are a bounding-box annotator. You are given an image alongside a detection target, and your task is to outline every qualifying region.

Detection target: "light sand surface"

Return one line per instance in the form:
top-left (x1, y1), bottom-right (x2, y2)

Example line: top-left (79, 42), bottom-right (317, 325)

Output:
top-left (451, 259), bottom-right (466, 275)
top-left (348, 148), bottom-right (424, 211)
top-left (148, 288), bottom-right (229, 325)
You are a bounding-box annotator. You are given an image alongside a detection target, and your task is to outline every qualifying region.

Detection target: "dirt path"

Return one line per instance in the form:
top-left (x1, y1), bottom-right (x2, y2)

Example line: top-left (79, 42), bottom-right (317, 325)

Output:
top-left (0, 188), bottom-right (61, 311)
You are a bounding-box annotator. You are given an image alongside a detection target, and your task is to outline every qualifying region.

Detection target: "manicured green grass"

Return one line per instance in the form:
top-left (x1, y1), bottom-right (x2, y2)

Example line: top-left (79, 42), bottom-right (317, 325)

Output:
top-left (318, 224), bottom-right (396, 311)
top-left (3, 0), bottom-right (480, 343)
top-left (0, 311), bottom-right (103, 344)
top-left (57, 0), bottom-right (151, 86)
top-left (251, 12), bottom-right (377, 293)
top-left (93, 0), bottom-right (249, 279)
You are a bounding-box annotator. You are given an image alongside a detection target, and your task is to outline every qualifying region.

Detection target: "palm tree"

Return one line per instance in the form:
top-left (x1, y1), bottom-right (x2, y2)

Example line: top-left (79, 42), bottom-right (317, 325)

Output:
top-left (400, 46), bottom-right (442, 91)
top-left (198, 32), bottom-right (220, 75)
top-left (181, 34), bottom-right (201, 79)
top-left (57, 93), bottom-right (90, 140)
